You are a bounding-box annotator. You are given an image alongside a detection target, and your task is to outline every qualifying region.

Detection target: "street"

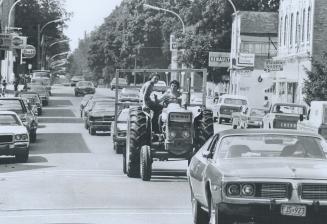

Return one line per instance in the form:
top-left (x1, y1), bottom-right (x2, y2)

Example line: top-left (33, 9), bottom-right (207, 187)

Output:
top-left (0, 85), bottom-right (229, 224)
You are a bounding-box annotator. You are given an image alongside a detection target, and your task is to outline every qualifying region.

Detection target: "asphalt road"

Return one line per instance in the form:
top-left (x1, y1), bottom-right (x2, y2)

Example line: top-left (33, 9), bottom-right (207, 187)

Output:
top-left (0, 86), bottom-right (231, 224)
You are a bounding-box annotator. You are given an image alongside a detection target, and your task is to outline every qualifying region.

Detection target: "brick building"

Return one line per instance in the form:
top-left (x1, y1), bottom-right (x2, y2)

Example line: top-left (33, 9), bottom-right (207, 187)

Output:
top-left (272, 0), bottom-right (327, 104)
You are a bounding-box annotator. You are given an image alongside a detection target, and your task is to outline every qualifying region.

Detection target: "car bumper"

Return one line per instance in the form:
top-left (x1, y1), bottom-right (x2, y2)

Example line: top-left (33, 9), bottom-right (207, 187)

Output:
top-left (218, 202), bottom-right (327, 223)
top-left (76, 89), bottom-right (95, 94)
top-left (114, 135), bottom-right (126, 145)
top-left (89, 122), bottom-right (111, 131)
top-left (218, 113), bottom-right (232, 120)
top-left (0, 142), bottom-right (29, 156)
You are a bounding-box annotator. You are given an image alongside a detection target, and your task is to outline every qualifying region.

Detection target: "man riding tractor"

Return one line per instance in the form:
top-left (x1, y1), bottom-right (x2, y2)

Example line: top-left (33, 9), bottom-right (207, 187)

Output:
top-left (125, 74), bottom-right (214, 181)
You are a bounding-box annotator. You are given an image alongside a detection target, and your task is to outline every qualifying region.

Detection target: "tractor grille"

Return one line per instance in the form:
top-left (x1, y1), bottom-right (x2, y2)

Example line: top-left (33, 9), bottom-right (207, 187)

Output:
top-left (258, 183), bottom-right (289, 199)
top-left (0, 135), bottom-right (13, 144)
top-left (301, 184), bottom-right (327, 200)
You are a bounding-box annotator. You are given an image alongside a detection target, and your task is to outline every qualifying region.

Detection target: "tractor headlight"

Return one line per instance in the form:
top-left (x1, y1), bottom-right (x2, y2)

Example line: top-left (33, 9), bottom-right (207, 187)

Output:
top-left (182, 131), bottom-right (190, 138)
top-left (169, 131), bottom-right (176, 139)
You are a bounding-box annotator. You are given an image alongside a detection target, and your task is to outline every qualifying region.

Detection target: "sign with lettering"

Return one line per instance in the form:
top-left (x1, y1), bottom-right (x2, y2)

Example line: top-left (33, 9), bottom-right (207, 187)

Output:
top-left (237, 53), bottom-right (255, 67)
top-left (208, 52), bottom-right (230, 67)
top-left (264, 59), bottom-right (284, 72)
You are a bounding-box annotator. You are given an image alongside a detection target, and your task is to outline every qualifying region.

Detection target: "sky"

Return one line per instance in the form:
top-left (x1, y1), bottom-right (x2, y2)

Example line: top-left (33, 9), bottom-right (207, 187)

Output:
top-left (63, 0), bottom-right (123, 51)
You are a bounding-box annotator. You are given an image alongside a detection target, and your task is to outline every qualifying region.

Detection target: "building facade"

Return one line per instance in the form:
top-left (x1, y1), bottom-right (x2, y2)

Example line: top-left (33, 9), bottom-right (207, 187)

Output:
top-left (273, 0), bottom-right (327, 105)
top-left (229, 11), bottom-right (278, 107)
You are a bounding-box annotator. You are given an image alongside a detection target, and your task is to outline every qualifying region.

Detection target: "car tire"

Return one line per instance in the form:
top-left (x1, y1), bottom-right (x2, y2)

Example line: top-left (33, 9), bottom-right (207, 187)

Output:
top-left (140, 145), bottom-right (152, 181)
top-left (208, 197), bottom-right (233, 224)
top-left (15, 149), bottom-right (29, 163)
top-left (126, 107), bottom-right (150, 178)
top-left (218, 118), bottom-right (222, 124)
top-left (75, 92), bottom-right (78, 97)
top-left (194, 109), bottom-right (214, 152)
top-left (114, 142), bottom-right (122, 154)
top-left (233, 125), bottom-right (237, 129)
top-left (43, 101), bottom-right (48, 106)
top-left (123, 147), bottom-right (127, 174)
top-left (192, 191), bottom-right (209, 224)
top-left (89, 126), bottom-right (96, 135)
top-left (30, 129), bottom-right (37, 143)
top-left (84, 121), bottom-right (89, 130)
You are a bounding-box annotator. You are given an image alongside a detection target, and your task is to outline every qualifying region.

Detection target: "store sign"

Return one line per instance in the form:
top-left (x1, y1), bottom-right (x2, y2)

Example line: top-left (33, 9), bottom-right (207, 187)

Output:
top-left (264, 59), bottom-right (284, 72)
top-left (170, 34), bottom-right (178, 51)
top-left (11, 35), bottom-right (27, 49)
top-left (0, 34), bottom-right (12, 50)
top-left (208, 52), bottom-right (230, 67)
top-left (0, 33), bottom-right (27, 50)
top-left (237, 53), bottom-right (255, 67)
top-left (22, 45), bottom-right (36, 58)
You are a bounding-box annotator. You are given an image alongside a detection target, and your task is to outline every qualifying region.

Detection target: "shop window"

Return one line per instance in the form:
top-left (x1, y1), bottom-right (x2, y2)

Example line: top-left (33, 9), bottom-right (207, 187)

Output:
top-left (284, 15), bottom-right (288, 46)
top-left (295, 12), bottom-right (299, 45)
top-left (290, 13), bottom-right (293, 46)
top-left (307, 7), bottom-right (311, 42)
top-left (302, 9), bottom-right (306, 42)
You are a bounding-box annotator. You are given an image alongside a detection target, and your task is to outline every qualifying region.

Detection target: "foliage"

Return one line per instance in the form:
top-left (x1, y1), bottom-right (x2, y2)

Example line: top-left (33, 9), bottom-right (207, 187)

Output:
top-left (15, 0), bottom-right (71, 71)
top-left (303, 53), bottom-right (327, 105)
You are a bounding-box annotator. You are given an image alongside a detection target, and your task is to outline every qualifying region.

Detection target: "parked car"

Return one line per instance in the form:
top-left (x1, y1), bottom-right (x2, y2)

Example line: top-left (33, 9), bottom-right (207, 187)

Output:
top-left (71, 76), bottom-right (85, 87)
top-left (119, 88), bottom-right (140, 102)
top-left (0, 98), bottom-right (38, 143)
top-left (113, 108), bottom-right (129, 154)
top-left (31, 77), bottom-right (52, 95)
top-left (80, 94), bottom-right (94, 117)
top-left (74, 81), bottom-right (95, 96)
top-left (215, 94), bottom-right (248, 124)
top-left (32, 70), bottom-right (51, 79)
top-left (29, 85), bottom-right (49, 106)
top-left (0, 111), bottom-right (30, 162)
top-left (110, 77), bottom-right (128, 90)
top-left (188, 129), bottom-right (327, 224)
top-left (17, 91), bottom-right (43, 116)
top-left (262, 103), bottom-right (307, 129)
top-left (86, 101), bottom-right (115, 135)
top-left (298, 101), bottom-right (327, 139)
top-left (232, 106), bottom-right (266, 129)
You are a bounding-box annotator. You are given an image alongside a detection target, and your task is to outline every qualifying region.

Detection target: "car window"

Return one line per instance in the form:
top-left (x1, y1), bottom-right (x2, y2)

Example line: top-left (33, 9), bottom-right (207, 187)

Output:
top-left (272, 105), bottom-right (305, 115)
top-left (224, 98), bottom-right (247, 105)
top-left (0, 114), bottom-right (21, 126)
top-left (250, 109), bottom-right (265, 117)
top-left (215, 135), bottom-right (326, 160)
top-left (0, 100), bottom-right (25, 113)
top-left (93, 103), bottom-right (115, 111)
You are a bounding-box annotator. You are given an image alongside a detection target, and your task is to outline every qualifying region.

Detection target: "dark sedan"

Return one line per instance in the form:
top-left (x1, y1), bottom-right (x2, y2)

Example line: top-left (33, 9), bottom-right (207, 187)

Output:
top-left (29, 85), bottom-right (49, 106)
top-left (75, 81), bottom-right (95, 96)
top-left (87, 101), bottom-right (115, 135)
top-left (17, 91), bottom-right (43, 116)
top-left (188, 129), bottom-right (327, 224)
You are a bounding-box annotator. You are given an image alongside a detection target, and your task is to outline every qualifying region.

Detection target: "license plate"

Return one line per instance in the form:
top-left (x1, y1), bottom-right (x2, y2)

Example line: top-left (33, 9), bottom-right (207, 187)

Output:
top-left (281, 204), bottom-right (306, 217)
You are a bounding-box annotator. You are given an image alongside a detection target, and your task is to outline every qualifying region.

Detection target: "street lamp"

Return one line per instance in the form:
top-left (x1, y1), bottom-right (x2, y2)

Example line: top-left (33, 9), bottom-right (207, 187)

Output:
top-left (37, 18), bottom-right (68, 69)
top-left (143, 4), bottom-right (185, 33)
top-left (227, 0), bottom-right (237, 14)
top-left (49, 51), bottom-right (70, 62)
top-left (7, 0), bottom-right (23, 31)
top-left (42, 39), bottom-right (70, 69)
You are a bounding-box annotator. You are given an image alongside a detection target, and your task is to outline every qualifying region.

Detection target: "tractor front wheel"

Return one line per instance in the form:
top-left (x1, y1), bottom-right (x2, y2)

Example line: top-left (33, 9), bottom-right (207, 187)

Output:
top-left (140, 145), bottom-right (152, 181)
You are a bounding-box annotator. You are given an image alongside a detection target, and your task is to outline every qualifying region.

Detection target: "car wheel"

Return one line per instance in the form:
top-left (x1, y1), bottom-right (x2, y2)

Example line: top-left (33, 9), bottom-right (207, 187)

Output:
top-left (44, 101), bottom-right (48, 106)
top-left (89, 126), bottom-right (96, 135)
top-left (30, 129), bottom-right (37, 143)
top-left (15, 149), bottom-right (29, 163)
top-left (38, 108), bottom-right (42, 116)
top-left (75, 92), bottom-right (78, 97)
top-left (140, 145), bottom-right (152, 181)
top-left (218, 118), bottom-right (222, 124)
top-left (84, 121), bottom-right (89, 129)
top-left (209, 197), bottom-right (233, 224)
top-left (191, 191), bottom-right (209, 224)
top-left (233, 125), bottom-right (237, 129)
top-left (123, 148), bottom-right (127, 174)
top-left (114, 142), bottom-right (122, 154)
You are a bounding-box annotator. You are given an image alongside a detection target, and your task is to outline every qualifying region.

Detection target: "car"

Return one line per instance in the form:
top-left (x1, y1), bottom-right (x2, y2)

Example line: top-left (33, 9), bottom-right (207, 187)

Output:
top-left (80, 94), bottom-right (94, 117)
top-left (215, 94), bottom-right (248, 124)
top-left (32, 70), bottom-right (51, 79)
top-left (86, 101), bottom-right (115, 135)
top-left (70, 76), bottom-right (85, 87)
top-left (232, 106), bottom-right (266, 129)
top-left (0, 98), bottom-right (38, 143)
top-left (28, 85), bottom-right (50, 106)
top-left (262, 103), bottom-right (307, 129)
top-left (31, 77), bottom-right (52, 95)
top-left (74, 81), bottom-right (95, 96)
top-left (153, 80), bottom-right (167, 93)
top-left (0, 111), bottom-right (30, 162)
top-left (113, 108), bottom-right (129, 154)
top-left (188, 129), bottom-right (327, 224)
top-left (110, 77), bottom-right (127, 90)
top-left (83, 98), bottom-right (115, 128)
top-left (119, 88), bottom-right (140, 102)
top-left (298, 101), bottom-right (327, 139)
top-left (17, 91), bottom-right (43, 116)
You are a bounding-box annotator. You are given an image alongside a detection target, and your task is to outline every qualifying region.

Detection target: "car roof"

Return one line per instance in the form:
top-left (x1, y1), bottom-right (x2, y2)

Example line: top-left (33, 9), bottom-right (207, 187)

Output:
top-left (220, 94), bottom-right (248, 100)
top-left (0, 111), bottom-right (18, 115)
top-left (217, 129), bottom-right (321, 138)
top-left (0, 97), bottom-right (22, 100)
top-left (272, 103), bottom-right (306, 107)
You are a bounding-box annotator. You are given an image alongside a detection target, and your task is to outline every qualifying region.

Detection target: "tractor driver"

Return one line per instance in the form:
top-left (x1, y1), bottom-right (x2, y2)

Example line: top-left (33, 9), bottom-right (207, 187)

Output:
top-left (161, 80), bottom-right (181, 106)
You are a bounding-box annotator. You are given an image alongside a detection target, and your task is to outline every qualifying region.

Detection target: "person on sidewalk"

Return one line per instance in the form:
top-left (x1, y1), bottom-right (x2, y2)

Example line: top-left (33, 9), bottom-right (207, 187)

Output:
top-left (2, 79), bottom-right (7, 96)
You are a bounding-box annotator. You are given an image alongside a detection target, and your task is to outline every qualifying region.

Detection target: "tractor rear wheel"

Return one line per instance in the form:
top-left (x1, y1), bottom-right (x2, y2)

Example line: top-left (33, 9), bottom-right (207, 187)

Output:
top-left (194, 109), bottom-right (214, 152)
top-left (126, 107), bottom-right (150, 178)
top-left (140, 145), bottom-right (152, 181)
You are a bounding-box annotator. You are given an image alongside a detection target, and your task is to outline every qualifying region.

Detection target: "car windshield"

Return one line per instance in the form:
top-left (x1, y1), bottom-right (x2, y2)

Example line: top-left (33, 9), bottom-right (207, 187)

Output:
top-left (224, 98), bottom-right (247, 105)
top-left (0, 114), bottom-right (21, 126)
top-left (30, 86), bottom-right (46, 92)
top-left (32, 79), bottom-right (50, 85)
top-left (77, 82), bottom-right (93, 87)
top-left (216, 135), bottom-right (326, 160)
top-left (121, 88), bottom-right (139, 95)
top-left (33, 72), bottom-right (50, 78)
top-left (0, 100), bottom-right (24, 113)
top-left (250, 108), bottom-right (266, 117)
top-left (93, 102), bottom-right (115, 111)
top-left (272, 104), bottom-right (305, 114)
top-left (112, 78), bottom-right (127, 84)
top-left (118, 110), bottom-right (129, 121)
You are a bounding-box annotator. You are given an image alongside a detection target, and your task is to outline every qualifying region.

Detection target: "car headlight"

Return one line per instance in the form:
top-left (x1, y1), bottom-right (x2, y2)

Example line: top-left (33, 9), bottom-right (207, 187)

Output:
top-left (226, 184), bottom-right (240, 197)
top-left (241, 184), bottom-right (255, 197)
top-left (169, 131), bottom-right (176, 139)
top-left (182, 130), bottom-right (190, 138)
top-left (15, 134), bottom-right (28, 141)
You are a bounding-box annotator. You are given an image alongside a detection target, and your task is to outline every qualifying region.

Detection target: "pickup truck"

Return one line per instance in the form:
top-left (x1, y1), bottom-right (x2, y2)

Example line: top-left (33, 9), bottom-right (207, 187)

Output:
top-left (297, 101), bottom-right (327, 139)
top-left (232, 106), bottom-right (266, 129)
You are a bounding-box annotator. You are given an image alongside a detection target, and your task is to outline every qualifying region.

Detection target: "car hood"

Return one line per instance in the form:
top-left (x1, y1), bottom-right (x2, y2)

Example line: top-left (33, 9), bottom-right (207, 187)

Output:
top-left (89, 111), bottom-right (115, 117)
top-left (217, 159), bottom-right (327, 180)
top-left (0, 126), bottom-right (27, 134)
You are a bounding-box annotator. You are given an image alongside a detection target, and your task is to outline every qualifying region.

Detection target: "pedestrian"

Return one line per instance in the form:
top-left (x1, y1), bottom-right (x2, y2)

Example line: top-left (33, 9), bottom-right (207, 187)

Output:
top-left (2, 79), bottom-right (7, 96)
top-left (263, 96), bottom-right (270, 109)
top-left (14, 77), bottom-right (19, 92)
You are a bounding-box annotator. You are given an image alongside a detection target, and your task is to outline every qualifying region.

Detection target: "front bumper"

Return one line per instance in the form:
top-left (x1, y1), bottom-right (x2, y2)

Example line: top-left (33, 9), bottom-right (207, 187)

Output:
top-left (89, 121), bottom-right (111, 131)
top-left (114, 135), bottom-right (126, 146)
top-left (218, 202), bottom-right (327, 223)
top-left (0, 142), bottom-right (29, 156)
top-left (76, 89), bottom-right (95, 94)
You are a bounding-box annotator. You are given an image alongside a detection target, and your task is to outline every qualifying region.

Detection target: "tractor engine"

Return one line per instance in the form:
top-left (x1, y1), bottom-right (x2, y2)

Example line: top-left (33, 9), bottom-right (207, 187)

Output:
top-left (163, 110), bottom-right (193, 157)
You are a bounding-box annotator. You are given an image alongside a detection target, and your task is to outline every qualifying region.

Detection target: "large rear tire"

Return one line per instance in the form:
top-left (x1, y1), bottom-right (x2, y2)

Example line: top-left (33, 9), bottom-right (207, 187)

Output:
top-left (194, 109), bottom-right (214, 152)
top-left (123, 148), bottom-right (127, 174)
top-left (140, 145), bottom-right (152, 181)
top-left (126, 107), bottom-right (150, 178)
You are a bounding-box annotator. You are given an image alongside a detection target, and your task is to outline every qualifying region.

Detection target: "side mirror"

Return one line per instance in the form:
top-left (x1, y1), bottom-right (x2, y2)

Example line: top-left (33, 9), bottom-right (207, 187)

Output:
top-left (299, 114), bottom-right (304, 122)
top-left (202, 151), bottom-right (213, 159)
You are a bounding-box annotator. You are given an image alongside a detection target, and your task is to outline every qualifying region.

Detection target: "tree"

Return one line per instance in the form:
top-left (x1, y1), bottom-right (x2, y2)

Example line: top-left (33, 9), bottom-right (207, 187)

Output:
top-left (303, 54), bottom-right (327, 105)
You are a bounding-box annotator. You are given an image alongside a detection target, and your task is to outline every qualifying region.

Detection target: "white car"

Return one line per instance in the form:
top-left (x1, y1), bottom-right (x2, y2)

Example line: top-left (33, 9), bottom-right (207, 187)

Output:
top-left (0, 111), bottom-right (30, 162)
